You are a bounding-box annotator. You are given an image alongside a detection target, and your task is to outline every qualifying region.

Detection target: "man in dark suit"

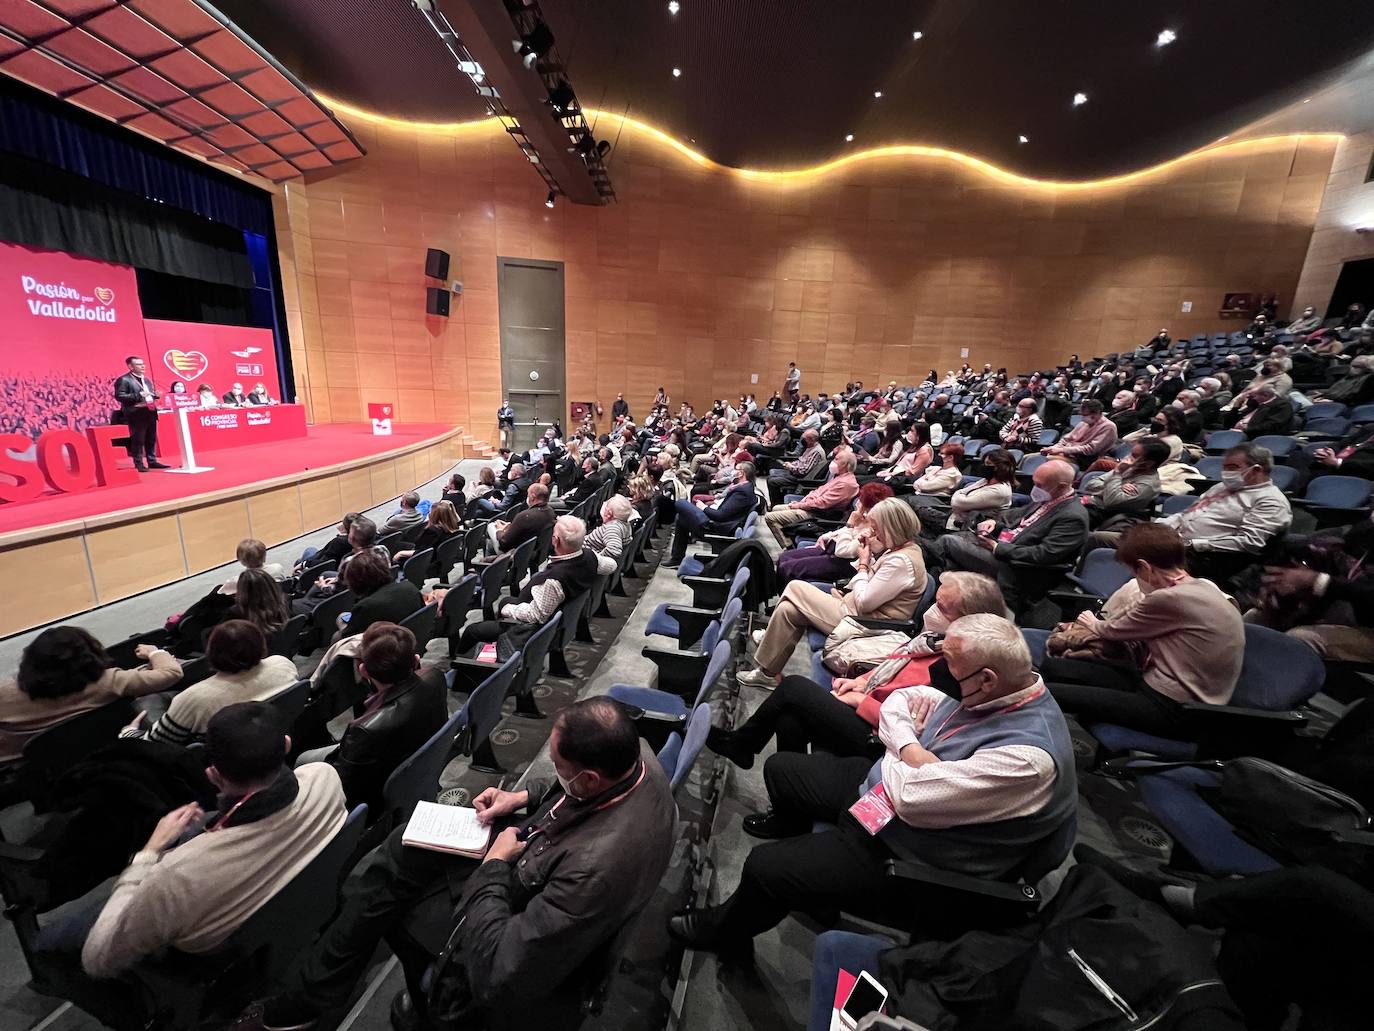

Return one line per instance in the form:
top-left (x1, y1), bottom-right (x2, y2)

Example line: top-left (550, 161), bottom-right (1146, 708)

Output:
top-left (1234, 388), bottom-right (1295, 439)
top-left (113, 355), bottom-right (169, 471)
top-left (222, 383), bottom-right (248, 406)
top-left (490, 483), bottom-right (556, 552)
top-left (1295, 424), bottom-right (1374, 485)
top-left (664, 462), bottom-right (758, 567)
top-left (554, 456), bottom-right (608, 510)
top-left (933, 458), bottom-right (1089, 612)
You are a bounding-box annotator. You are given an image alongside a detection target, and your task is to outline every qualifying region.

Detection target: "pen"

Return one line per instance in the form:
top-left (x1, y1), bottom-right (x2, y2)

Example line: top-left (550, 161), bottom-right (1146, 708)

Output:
top-left (1067, 948), bottom-right (1138, 1022)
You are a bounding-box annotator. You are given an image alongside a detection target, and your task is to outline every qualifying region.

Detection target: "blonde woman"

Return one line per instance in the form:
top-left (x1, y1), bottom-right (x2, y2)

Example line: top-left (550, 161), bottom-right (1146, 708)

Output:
top-left (392, 500), bottom-right (462, 578)
top-left (738, 498), bottom-right (928, 689)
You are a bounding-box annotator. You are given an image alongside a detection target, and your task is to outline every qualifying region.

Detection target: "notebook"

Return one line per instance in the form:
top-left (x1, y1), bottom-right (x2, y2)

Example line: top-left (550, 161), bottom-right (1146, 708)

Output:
top-left (401, 800), bottom-right (493, 858)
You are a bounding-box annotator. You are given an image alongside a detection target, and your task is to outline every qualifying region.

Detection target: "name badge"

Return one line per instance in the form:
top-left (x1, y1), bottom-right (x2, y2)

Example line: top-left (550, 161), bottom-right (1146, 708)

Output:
top-left (848, 781), bottom-right (896, 836)
top-left (997, 529), bottom-right (1016, 543)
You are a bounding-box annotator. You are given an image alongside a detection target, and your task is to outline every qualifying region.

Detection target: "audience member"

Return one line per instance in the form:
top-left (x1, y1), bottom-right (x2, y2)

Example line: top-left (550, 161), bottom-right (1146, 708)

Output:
top-left (1042, 399), bottom-right (1117, 465)
top-left (339, 550), bottom-right (424, 639)
top-left (490, 482), bottom-right (556, 553)
top-left (765, 429), bottom-right (827, 506)
top-left (220, 538), bottom-right (286, 593)
top-left (776, 482), bottom-right (893, 586)
top-left (392, 499), bottom-right (463, 577)
top-left (586, 495), bottom-right (635, 574)
top-left (664, 462), bottom-right (757, 567)
top-left (998, 397), bottom-right (1043, 451)
top-left (764, 450), bottom-right (859, 546)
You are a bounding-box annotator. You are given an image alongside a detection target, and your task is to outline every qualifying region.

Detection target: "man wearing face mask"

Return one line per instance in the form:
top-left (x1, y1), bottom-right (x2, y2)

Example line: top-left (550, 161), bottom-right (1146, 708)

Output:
top-left (1160, 442), bottom-right (1291, 585)
top-left (252, 698), bottom-right (674, 1031)
top-left (765, 428), bottom-right (828, 506)
top-left (933, 459), bottom-right (1088, 613)
top-left (670, 614), bottom-right (1076, 956)
top-left (1087, 370), bottom-right (1120, 407)
top-left (763, 450), bottom-right (859, 546)
top-left (1233, 384), bottom-right (1295, 439)
top-left (1042, 399), bottom-right (1117, 466)
top-left (1107, 389), bottom-right (1142, 437)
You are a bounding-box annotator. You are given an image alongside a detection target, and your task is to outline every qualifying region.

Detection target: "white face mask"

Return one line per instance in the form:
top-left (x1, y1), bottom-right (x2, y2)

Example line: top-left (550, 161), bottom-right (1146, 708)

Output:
top-left (1030, 485), bottom-right (1053, 503)
top-left (557, 770), bottom-right (590, 800)
top-left (1220, 471), bottom-right (1246, 489)
top-left (922, 604), bottom-right (952, 635)
top-left (828, 461), bottom-right (839, 475)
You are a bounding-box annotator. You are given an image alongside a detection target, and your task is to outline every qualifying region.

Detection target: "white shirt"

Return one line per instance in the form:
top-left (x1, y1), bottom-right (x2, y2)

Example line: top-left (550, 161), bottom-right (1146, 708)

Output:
top-left (876, 681), bottom-right (1057, 829)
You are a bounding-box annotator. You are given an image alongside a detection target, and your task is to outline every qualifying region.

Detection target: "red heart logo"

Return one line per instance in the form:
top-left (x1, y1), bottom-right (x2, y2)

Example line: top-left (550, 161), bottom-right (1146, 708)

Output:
top-left (383, 406), bottom-right (392, 416)
top-left (94, 287), bottom-right (114, 305)
top-left (164, 349), bottom-right (209, 380)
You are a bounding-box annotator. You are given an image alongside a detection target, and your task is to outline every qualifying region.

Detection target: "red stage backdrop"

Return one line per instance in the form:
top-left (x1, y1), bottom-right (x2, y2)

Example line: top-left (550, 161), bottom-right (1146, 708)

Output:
top-left (0, 241), bottom-right (147, 442)
top-left (142, 320), bottom-right (279, 398)
top-left (0, 242), bottom-right (281, 447)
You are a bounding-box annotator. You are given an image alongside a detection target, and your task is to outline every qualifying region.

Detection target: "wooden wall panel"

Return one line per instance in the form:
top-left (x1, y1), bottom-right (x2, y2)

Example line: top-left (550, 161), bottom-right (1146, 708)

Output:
top-left (299, 475), bottom-right (343, 530)
top-left (180, 499), bottom-right (252, 575)
top-left (1293, 132), bottom-right (1374, 314)
top-left (87, 514), bottom-right (188, 603)
top-left (0, 535), bottom-right (95, 632)
top-left (276, 120), bottom-right (1340, 439)
top-left (248, 484), bottom-right (306, 544)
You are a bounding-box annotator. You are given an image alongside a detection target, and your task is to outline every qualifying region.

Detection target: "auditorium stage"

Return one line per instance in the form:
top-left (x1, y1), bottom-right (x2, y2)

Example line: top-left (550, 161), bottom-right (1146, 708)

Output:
top-left (0, 422), bottom-right (474, 638)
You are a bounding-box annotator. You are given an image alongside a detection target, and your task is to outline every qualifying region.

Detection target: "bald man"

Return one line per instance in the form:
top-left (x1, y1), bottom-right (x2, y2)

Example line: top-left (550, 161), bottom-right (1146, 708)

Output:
top-left (932, 458), bottom-right (1088, 612)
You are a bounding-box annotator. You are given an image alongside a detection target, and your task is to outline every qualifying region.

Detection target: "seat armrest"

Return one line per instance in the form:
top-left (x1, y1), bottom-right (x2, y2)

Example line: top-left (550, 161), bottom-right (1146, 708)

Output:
top-left (852, 617), bottom-right (918, 634)
top-left (0, 842), bottom-right (45, 864)
top-left (682, 574), bottom-right (731, 608)
top-left (642, 644), bottom-right (709, 695)
top-left (663, 604), bottom-right (718, 648)
top-left (884, 859), bottom-right (1040, 906)
top-left (448, 658), bottom-right (498, 693)
top-left (1179, 702), bottom-right (1309, 725)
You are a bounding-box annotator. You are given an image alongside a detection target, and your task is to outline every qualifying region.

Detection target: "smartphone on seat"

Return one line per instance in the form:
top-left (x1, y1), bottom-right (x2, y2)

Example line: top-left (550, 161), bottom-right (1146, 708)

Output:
top-left (839, 970), bottom-right (888, 1029)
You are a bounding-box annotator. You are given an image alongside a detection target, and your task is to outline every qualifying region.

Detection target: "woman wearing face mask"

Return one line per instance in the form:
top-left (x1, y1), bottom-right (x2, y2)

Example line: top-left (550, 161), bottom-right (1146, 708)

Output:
top-left (1122, 405), bottom-right (1185, 463)
top-left (854, 422), bottom-right (906, 474)
top-left (707, 572), bottom-right (1008, 767)
top-left (868, 421), bottom-right (934, 487)
top-left (776, 482), bottom-right (894, 587)
top-left (905, 441), bottom-right (965, 500)
top-left (1041, 522), bottom-right (1244, 736)
top-left (1226, 360), bottom-right (1292, 411)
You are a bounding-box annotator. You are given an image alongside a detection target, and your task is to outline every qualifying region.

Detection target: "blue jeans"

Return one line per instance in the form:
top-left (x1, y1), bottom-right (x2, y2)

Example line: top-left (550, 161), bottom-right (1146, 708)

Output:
top-left (808, 931), bottom-right (890, 1031)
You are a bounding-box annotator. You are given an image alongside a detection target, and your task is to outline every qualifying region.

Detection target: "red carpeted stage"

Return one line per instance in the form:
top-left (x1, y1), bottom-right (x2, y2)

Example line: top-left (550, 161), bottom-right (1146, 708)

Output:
top-left (0, 422), bottom-right (474, 639)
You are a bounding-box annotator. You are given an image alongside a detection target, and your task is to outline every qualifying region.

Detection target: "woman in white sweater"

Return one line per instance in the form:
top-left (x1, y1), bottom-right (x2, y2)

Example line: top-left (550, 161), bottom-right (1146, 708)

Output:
top-left (920, 447), bottom-right (1016, 532)
top-left (133, 620), bottom-right (297, 746)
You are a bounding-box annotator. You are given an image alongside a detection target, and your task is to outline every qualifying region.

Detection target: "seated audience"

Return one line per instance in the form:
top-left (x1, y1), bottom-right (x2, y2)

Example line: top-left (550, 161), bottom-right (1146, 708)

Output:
top-left (710, 572), bottom-right (1006, 768)
top-left (998, 397), bottom-right (1043, 452)
top-left (586, 495), bottom-right (635, 574)
top-left (776, 482), bottom-right (893, 587)
top-left (738, 498), bottom-right (927, 690)
top-left (489, 482), bottom-right (555, 553)
top-left (339, 550), bottom-right (424, 640)
top-left (1082, 437), bottom-right (1169, 548)
top-left (382, 492), bottom-right (424, 535)
top-left (664, 462), bottom-right (757, 567)
top-left (292, 516), bottom-right (390, 615)
top-left (0, 628), bottom-right (182, 766)
top-left (933, 458), bottom-right (1088, 612)
top-left (1160, 442), bottom-right (1291, 583)
top-left (764, 450), bottom-right (859, 546)
top-left (296, 623), bottom-right (446, 811)
top-left (1257, 557), bottom-right (1374, 663)
top-left (293, 511), bottom-right (362, 573)
top-left (225, 568), bottom-right (291, 642)
top-left (669, 614), bottom-right (1076, 954)
top-left (392, 499), bottom-right (463, 577)
top-left (42, 703), bottom-right (345, 1029)
top-left (923, 447), bottom-right (1016, 532)
top-left (869, 422), bottom-right (934, 489)
top-left (438, 473), bottom-right (467, 508)
top-left (765, 429), bottom-right (828, 506)
top-left (555, 456), bottom-right (611, 509)
top-left (220, 537), bottom-right (286, 593)
top-left (906, 440), bottom-right (964, 498)
top-left (1107, 389), bottom-right (1142, 437)
top-left (136, 620), bottom-right (297, 746)
top-left (1042, 399), bottom-right (1117, 465)
top-left (1042, 523), bottom-right (1244, 735)
top-left (1233, 385), bottom-right (1295, 439)
top-left (256, 698), bottom-right (674, 1031)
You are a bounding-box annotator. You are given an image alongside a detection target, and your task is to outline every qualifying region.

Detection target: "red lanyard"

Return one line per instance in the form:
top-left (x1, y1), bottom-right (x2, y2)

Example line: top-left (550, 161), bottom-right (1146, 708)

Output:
top-left (207, 788), bottom-right (260, 832)
top-left (524, 760), bottom-right (647, 844)
top-left (928, 686), bottom-right (1046, 744)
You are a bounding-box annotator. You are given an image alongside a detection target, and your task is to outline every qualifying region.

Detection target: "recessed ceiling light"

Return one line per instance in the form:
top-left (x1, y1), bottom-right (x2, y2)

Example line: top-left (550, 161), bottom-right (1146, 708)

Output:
top-left (672, 67), bottom-right (681, 78)
top-left (1072, 92), bottom-right (1088, 107)
top-left (873, 90), bottom-right (883, 99)
top-left (845, 133), bottom-right (854, 142)
top-left (668, 1), bottom-right (680, 13)
top-left (911, 31), bottom-right (923, 41)
top-left (1156, 28), bottom-right (1177, 47)
top-left (1018, 134), bottom-right (1029, 144)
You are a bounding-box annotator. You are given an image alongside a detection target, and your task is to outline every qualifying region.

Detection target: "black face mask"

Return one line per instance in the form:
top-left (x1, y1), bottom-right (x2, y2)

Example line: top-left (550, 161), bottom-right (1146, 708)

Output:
top-left (928, 657), bottom-right (989, 704)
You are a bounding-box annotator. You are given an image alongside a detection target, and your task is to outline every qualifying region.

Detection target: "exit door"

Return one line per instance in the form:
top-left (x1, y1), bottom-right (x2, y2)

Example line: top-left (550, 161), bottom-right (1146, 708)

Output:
top-left (498, 257), bottom-right (565, 454)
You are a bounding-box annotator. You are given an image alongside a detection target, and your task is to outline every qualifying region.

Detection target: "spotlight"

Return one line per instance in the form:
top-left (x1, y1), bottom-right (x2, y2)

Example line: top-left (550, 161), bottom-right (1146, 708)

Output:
top-left (844, 133), bottom-right (854, 142)
top-left (513, 22), bottom-right (555, 69)
top-left (545, 190), bottom-right (556, 208)
top-left (573, 132), bottom-right (596, 156)
top-left (547, 81), bottom-right (576, 115)
top-left (911, 31), bottom-right (923, 41)
top-left (1156, 28), bottom-right (1177, 47)
top-left (873, 90), bottom-right (883, 99)
top-left (1072, 92), bottom-right (1088, 107)
top-left (668, 0), bottom-right (679, 12)
top-left (672, 67), bottom-right (681, 78)
top-left (1017, 134), bottom-right (1029, 144)
top-left (596, 139), bottom-right (611, 158)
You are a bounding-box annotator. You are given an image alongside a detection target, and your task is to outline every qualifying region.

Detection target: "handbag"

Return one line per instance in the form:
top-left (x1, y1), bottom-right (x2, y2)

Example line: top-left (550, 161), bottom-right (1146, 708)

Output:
top-left (822, 617), bottom-right (912, 675)
top-left (1045, 623), bottom-right (1133, 663)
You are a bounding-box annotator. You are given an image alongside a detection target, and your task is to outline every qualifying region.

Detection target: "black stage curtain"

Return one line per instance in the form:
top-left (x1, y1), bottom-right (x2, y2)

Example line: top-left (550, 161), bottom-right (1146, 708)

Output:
top-left (0, 153), bottom-right (254, 289)
top-left (135, 268), bottom-right (254, 326)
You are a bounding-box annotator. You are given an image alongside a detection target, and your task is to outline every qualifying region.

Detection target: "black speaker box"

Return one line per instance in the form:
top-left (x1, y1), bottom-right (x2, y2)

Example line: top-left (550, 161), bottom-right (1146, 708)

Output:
top-left (425, 248), bottom-right (450, 280)
top-left (426, 286), bottom-right (450, 317)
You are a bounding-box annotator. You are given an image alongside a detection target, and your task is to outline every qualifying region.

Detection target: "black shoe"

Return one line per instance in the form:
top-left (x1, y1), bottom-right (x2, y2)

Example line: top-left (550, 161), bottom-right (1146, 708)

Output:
top-left (661, 555), bottom-right (681, 569)
top-left (1072, 844), bottom-right (1178, 901)
top-left (134, 462), bottom-right (149, 473)
top-left (389, 989), bottom-right (420, 1031)
top-left (667, 905), bottom-right (752, 961)
top-left (705, 727), bottom-right (755, 770)
top-left (145, 460), bottom-right (172, 470)
top-left (742, 810), bottom-right (803, 839)
top-left (237, 998), bottom-right (317, 1031)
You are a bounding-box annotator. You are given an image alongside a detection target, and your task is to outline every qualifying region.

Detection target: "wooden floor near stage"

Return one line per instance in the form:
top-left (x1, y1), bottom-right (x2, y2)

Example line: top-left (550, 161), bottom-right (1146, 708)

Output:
top-left (0, 422), bottom-right (473, 638)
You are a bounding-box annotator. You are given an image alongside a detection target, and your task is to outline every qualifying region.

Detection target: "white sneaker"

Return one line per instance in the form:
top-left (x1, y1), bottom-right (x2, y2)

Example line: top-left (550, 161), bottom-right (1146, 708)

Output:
top-left (737, 667), bottom-right (779, 690)
top-left (751, 629), bottom-right (766, 647)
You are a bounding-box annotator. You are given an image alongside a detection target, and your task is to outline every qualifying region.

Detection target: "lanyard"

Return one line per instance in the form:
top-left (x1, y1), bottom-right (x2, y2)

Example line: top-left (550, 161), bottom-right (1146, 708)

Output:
top-left (927, 686), bottom-right (1046, 744)
top-left (207, 788), bottom-right (260, 832)
top-left (522, 760), bottom-right (647, 846)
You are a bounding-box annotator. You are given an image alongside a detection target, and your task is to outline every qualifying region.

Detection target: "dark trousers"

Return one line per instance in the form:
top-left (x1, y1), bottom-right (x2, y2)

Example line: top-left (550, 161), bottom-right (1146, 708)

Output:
top-left (734, 675), bottom-right (880, 759)
top-left (669, 500), bottom-right (710, 562)
top-left (1197, 867), bottom-right (1374, 1031)
top-left (716, 752), bottom-right (901, 939)
top-left (766, 470), bottom-right (800, 506)
top-left (776, 548), bottom-right (855, 588)
top-left (278, 825), bottom-right (475, 1017)
top-left (124, 407), bottom-right (158, 464)
top-left (1041, 656), bottom-right (1185, 736)
top-left (455, 619), bottom-right (503, 657)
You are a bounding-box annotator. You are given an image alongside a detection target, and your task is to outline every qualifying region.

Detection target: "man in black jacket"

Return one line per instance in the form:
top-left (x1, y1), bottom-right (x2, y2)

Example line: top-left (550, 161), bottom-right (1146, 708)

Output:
top-left (222, 383), bottom-right (248, 406)
top-left (1233, 387), bottom-right (1294, 439)
top-left (314, 623), bottom-right (445, 813)
top-left (113, 355), bottom-right (169, 471)
top-left (490, 483), bottom-right (555, 552)
top-left (553, 456), bottom-right (608, 510)
top-left (251, 698), bottom-right (675, 1031)
top-left (664, 463), bottom-right (758, 567)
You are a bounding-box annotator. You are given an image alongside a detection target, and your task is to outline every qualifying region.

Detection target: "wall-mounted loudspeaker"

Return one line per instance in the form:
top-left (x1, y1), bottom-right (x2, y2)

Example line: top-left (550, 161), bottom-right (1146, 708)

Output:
top-left (425, 248), bottom-right (450, 280)
top-left (426, 286), bottom-right (450, 317)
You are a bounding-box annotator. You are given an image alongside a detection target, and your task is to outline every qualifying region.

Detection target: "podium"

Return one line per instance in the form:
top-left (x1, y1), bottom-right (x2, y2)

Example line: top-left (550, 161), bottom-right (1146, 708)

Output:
top-left (164, 404), bottom-right (214, 474)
